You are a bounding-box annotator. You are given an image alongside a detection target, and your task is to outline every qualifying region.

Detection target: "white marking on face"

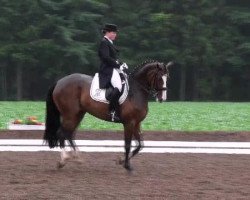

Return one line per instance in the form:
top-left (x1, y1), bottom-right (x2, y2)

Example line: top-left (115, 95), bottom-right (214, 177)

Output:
top-left (162, 75), bottom-right (167, 101)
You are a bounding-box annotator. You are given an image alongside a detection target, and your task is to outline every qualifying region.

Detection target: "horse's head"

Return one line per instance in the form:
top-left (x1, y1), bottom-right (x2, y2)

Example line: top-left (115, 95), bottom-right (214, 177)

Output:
top-left (132, 61), bottom-right (173, 102)
top-left (151, 61), bottom-right (173, 102)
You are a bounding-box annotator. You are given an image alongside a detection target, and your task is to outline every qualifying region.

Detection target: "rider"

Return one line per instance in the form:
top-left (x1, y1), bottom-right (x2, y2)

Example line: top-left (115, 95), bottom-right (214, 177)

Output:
top-left (98, 23), bottom-right (123, 122)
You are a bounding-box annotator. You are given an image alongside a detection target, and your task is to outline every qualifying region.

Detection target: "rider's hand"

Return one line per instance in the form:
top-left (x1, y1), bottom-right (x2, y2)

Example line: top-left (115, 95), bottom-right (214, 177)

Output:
top-left (120, 63), bottom-right (128, 71)
top-left (116, 60), bottom-right (123, 65)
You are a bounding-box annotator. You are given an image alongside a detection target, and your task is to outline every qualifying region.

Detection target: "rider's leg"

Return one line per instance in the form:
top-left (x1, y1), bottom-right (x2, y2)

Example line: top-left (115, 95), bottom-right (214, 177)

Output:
top-left (111, 69), bottom-right (122, 92)
top-left (109, 69), bottom-right (122, 122)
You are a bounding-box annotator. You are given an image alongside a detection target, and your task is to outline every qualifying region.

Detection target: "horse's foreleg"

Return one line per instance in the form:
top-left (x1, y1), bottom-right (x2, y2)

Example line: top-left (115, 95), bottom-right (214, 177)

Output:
top-left (118, 123), bottom-right (143, 171)
top-left (124, 138), bottom-right (132, 171)
top-left (122, 124), bottom-right (134, 171)
top-left (124, 136), bottom-right (133, 170)
top-left (131, 129), bottom-right (143, 158)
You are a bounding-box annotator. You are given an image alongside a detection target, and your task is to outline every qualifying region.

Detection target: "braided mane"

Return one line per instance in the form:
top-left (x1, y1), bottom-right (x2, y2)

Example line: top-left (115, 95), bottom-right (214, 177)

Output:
top-left (129, 60), bottom-right (159, 76)
top-left (128, 60), bottom-right (161, 98)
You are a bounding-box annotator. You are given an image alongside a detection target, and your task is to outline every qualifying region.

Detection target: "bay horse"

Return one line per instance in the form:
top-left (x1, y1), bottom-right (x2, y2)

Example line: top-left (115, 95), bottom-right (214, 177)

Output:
top-left (44, 61), bottom-right (172, 171)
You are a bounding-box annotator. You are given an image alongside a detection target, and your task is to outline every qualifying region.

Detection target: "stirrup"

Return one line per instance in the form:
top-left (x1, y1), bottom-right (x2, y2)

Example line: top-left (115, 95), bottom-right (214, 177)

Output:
top-left (110, 111), bottom-right (120, 122)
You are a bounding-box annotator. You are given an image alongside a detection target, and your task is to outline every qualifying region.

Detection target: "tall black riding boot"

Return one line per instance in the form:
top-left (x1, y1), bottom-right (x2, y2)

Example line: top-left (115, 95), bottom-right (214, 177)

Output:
top-left (106, 87), bottom-right (121, 122)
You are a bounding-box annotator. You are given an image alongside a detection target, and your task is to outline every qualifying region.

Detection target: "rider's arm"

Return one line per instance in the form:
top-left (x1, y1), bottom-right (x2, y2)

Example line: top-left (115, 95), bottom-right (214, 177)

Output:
top-left (98, 40), bottom-right (120, 68)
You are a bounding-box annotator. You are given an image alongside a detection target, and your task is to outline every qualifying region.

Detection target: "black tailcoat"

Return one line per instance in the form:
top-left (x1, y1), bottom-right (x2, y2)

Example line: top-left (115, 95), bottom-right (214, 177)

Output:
top-left (98, 37), bottom-right (120, 89)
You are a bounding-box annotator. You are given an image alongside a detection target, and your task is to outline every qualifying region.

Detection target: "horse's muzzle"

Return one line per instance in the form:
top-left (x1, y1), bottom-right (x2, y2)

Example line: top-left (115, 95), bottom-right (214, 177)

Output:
top-left (156, 96), bottom-right (164, 103)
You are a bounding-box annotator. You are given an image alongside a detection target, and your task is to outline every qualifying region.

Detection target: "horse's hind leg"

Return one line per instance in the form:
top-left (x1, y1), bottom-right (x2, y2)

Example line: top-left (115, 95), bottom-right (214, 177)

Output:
top-left (68, 139), bottom-right (82, 163)
top-left (57, 127), bottom-right (75, 169)
top-left (57, 112), bottom-right (85, 168)
top-left (57, 140), bottom-right (82, 168)
top-left (57, 147), bottom-right (71, 168)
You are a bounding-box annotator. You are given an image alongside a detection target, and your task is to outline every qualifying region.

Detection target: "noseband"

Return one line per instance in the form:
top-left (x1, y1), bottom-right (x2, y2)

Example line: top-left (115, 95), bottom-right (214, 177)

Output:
top-left (133, 68), bottom-right (168, 97)
top-left (152, 70), bottom-right (168, 91)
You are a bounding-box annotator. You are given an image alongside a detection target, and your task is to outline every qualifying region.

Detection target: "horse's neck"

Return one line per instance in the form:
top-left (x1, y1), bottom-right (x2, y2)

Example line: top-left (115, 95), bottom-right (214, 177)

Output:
top-left (128, 63), bottom-right (156, 110)
top-left (128, 78), bottom-right (150, 109)
top-left (132, 69), bottom-right (149, 87)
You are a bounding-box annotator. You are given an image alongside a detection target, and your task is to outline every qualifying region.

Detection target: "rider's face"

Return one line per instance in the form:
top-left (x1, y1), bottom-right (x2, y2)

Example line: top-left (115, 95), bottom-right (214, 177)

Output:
top-left (106, 31), bottom-right (117, 41)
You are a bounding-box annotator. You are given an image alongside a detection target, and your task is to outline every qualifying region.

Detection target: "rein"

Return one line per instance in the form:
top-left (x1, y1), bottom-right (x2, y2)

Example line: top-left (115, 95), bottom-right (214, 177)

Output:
top-left (130, 70), bottom-right (168, 98)
top-left (127, 61), bottom-right (170, 98)
top-left (152, 71), bottom-right (168, 92)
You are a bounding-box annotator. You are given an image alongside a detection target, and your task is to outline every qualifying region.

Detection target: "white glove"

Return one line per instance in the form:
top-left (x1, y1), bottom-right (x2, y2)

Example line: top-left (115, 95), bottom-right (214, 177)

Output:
top-left (120, 63), bottom-right (128, 71)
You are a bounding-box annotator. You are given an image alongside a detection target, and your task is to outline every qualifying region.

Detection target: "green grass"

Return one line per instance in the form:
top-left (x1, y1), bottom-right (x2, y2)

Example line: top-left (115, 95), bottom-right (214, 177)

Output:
top-left (0, 101), bottom-right (249, 131)
top-left (0, 101), bottom-right (46, 129)
top-left (148, 102), bottom-right (250, 131)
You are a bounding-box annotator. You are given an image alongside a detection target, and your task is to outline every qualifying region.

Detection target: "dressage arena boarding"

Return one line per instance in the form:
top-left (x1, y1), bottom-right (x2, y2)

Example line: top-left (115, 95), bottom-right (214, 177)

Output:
top-left (1, 130), bottom-right (250, 199)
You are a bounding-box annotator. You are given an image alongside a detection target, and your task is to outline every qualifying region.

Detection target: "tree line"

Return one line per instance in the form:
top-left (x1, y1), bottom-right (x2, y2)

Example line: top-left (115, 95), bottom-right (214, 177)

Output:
top-left (0, 0), bottom-right (249, 101)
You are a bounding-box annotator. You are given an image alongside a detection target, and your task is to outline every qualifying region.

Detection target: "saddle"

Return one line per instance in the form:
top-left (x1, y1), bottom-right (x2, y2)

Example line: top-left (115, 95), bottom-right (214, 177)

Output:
top-left (90, 70), bottom-right (129, 104)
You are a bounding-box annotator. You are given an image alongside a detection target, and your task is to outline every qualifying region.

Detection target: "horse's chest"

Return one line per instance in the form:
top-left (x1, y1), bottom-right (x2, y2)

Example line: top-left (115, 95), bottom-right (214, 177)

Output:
top-left (134, 108), bottom-right (148, 122)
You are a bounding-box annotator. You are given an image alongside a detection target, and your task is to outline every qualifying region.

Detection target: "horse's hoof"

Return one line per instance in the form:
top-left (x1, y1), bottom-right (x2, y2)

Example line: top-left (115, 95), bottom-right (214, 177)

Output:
top-left (57, 161), bottom-right (65, 169)
top-left (124, 163), bottom-right (133, 171)
top-left (74, 158), bottom-right (83, 164)
top-left (117, 157), bottom-right (124, 165)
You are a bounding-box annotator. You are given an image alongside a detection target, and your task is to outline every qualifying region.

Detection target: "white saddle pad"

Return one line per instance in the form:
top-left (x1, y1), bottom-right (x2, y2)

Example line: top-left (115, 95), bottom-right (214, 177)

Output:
top-left (90, 73), bottom-right (129, 104)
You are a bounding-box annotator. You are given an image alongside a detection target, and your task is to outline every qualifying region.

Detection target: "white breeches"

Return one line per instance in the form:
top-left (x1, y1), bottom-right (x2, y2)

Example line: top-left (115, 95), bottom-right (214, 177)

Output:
top-left (111, 69), bottom-right (122, 92)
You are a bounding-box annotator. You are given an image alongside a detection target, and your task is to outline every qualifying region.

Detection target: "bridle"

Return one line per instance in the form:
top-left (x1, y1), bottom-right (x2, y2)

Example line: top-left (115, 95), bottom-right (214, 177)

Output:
top-left (152, 71), bottom-right (168, 91)
top-left (127, 61), bottom-right (173, 99)
top-left (132, 68), bottom-right (168, 98)
top-left (151, 71), bottom-right (168, 98)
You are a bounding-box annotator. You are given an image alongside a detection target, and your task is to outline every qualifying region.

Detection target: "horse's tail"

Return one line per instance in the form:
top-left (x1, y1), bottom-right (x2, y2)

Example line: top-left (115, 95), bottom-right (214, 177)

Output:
top-left (43, 83), bottom-right (61, 148)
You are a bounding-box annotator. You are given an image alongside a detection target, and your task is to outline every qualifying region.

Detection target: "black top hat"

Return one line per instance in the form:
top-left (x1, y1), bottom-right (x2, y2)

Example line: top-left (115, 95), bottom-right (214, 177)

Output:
top-left (102, 23), bottom-right (118, 33)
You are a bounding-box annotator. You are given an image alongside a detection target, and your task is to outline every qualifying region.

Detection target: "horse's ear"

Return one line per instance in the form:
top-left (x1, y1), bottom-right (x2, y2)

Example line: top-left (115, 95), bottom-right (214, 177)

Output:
top-left (157, 62), bottom-right (163, 69)
top-left (165, 61), bottom-right (174, 69)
